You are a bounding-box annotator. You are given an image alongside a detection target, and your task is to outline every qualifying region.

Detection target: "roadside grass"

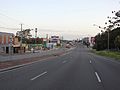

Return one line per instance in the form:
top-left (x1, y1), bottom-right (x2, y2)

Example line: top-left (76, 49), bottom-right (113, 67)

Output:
top-left (91, 49), bottom-right (120, 60)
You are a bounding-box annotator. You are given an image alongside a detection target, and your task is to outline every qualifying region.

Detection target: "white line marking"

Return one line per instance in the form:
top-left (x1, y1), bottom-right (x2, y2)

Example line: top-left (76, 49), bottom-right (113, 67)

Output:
top-left (90, 60), bottom-right (92, 64)
top-left (30, 71), bottom-right (47, 81)
top-left (62, 61), bottom-right (67, 63)
top-left (95, 72), bottom-right (101, 83)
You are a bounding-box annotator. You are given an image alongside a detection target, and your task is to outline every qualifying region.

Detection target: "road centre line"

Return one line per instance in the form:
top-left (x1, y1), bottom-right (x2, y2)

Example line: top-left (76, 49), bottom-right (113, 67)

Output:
top-left (30, 71), bottom-right (47, 81)
top-left (95, 72), bottom-right (102, 83)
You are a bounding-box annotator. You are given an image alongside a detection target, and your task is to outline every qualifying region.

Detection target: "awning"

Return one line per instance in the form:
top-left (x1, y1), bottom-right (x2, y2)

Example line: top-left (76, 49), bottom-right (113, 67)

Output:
top-left (13, 45), bottom-right (20, 47)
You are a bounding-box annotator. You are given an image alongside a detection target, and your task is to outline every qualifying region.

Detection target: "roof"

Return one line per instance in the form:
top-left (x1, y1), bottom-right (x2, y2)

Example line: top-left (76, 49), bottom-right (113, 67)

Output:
top-left (0, 32), bottom-right (14, 35)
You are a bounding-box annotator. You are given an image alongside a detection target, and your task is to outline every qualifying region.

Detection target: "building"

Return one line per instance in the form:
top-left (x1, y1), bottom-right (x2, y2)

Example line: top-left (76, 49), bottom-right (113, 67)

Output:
top-left (82, 37), bottom-right (95, 47)
top-left (82, 37), bottom-right (89, 45)
top-left (0, 32), bottom-right (14, 54)
top-left (28, 38), bottom-right (44, 50)
top-left (13, 36), bottom-right (22, 53)
top-left (49, 36), bottom-right (61, 48)
top-left (14, 29), bottom-right (32, 53)
top-left (90, 37), bottom-right (95, 46)
top-left (50, 36), bottom-right (60, 44)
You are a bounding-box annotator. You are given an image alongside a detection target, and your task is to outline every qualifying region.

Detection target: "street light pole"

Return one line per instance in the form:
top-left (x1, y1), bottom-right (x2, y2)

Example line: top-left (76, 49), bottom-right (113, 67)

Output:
top-left (35, 28), bottom-right (37, 43)
top-left (107, 29), bottom-right (109, 51)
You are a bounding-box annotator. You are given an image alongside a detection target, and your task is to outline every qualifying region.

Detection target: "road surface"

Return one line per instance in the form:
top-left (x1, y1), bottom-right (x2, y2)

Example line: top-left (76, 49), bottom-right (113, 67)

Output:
top-left (0, 44), bottom-right (120, 90)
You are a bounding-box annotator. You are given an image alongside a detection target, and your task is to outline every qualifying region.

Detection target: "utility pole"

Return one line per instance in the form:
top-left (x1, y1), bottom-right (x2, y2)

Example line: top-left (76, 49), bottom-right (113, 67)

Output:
top-left (108, 29), bottom-right (109, 51)
top-left (60, 36), bottom-right (63, 48)
top-left (46, 34), bottom-right (48, 43)
top-left (20, 24), bottom-right (23, 53)
top-left (9, 34), bottom-right (13, 55)
top-left (35, 28), bottom-right (37, 50)
top-left (35, 28), bottom-right (37, 38)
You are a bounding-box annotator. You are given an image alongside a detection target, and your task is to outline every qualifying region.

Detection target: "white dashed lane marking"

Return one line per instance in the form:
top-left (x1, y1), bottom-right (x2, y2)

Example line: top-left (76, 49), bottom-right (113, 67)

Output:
top-left (30, 71), bottom-right (47, 81)
top-left (95, 72), bottom-right (102, 83)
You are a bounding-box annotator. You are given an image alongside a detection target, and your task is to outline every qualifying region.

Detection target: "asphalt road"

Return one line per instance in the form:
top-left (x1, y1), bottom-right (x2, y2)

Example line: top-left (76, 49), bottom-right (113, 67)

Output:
top-left (0, 44), bottom-right (120, 90)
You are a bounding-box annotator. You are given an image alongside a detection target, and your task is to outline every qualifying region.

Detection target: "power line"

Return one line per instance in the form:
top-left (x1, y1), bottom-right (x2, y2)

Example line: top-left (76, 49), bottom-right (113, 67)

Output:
top-left (0, 26), bottom-right (20, 30)
top-left (0, 11), bottom-right (30, 28)
top-left (0, 12), bottom-right (22, 24)
top-left (1, 11), bottom-right (37, 28)
top-left (0, 11), bottom-right (41, 30)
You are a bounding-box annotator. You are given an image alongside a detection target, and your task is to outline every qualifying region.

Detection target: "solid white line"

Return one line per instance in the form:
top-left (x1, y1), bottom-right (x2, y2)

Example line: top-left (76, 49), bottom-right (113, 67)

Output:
top-left (30, 71), bottom-right (47, 81)
top-left (95, 72), bottom-right (101, 83)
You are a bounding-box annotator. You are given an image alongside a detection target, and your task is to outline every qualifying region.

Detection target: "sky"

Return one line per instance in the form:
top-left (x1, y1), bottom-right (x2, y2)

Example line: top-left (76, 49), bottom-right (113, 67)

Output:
top-left (0, 0), bottom-right (120, 40)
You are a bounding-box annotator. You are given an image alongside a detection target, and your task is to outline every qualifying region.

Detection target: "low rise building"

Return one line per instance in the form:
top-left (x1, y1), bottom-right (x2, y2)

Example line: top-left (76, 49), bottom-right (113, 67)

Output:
top-left (0, 32), bottom-right (14, 54)
top-left (49, 36), bottom-right (61, 47)
top-left (82, 37), bottom-right (95, 47)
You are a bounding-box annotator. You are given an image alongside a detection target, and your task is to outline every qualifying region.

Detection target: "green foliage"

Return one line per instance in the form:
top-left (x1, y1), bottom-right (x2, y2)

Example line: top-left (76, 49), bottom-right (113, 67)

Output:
top-left (94, 33), bottom-right (107, 51)
top-left (114, 35), bottom-right (120, 49)
top-left (93, 27), bottom-right (120, 51)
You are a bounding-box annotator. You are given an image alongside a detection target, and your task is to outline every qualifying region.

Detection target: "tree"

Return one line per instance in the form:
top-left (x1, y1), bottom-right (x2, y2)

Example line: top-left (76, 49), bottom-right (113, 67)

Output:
top-left (114, 35), bottom-right (120, 50)
top-left (93, 10), bottom-right (120, 51)
top-left (94, 33), bottom-right (103, 51)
